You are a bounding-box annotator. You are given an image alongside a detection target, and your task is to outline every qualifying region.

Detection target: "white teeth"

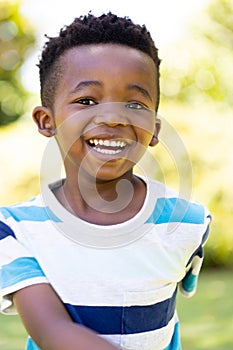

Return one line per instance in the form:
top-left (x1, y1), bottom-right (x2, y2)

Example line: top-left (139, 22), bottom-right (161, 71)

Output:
top-left (88, 139), bottom-right (127, 148)
top-left (103, 140), bottom-right (110, 146)
top-left (95, 148), bottom-right (122, 155)
top-left (111, 141), bottom-right (117, 147)
top-left (88, 138), bottom-right (128, 155)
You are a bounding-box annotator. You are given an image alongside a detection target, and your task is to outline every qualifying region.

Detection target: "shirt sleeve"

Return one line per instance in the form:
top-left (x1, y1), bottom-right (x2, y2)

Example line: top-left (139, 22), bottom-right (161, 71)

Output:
top-left (179, 211), bottom-right (211, 298)
top-left (0, 220), bottom-right (49, 314)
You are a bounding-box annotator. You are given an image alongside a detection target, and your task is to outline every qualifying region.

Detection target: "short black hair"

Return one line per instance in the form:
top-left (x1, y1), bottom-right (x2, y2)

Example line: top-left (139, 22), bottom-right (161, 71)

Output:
top-left (38, 12), bottom-right (161, 110)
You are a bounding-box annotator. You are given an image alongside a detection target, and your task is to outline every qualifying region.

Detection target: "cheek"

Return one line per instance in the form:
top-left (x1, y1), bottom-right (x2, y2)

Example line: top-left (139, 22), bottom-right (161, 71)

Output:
top-left (129, 109), bottom-right (156, 139)
top-left (54, 113), bottom-right (87, 154)
top-left (135, 123), bottom-right (155, 145)
top-left (129, 129), bottom-right (154, 166)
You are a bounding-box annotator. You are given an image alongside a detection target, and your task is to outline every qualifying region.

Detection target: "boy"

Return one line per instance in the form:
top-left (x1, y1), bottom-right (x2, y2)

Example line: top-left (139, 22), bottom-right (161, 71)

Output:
top-left (0, 12), bottom-right (211, 350)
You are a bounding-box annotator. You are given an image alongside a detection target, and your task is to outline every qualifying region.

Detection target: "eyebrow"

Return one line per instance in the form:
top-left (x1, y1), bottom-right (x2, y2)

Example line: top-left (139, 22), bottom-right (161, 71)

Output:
top-left (71, 80), bottom-right (103, 93)
top-left (126, 84), bottom-right (153, 102)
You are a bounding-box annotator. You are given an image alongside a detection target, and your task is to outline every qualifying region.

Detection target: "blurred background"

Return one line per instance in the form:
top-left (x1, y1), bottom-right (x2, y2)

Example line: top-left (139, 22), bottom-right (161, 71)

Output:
top-left (0, 0), bottom-right (232, 349)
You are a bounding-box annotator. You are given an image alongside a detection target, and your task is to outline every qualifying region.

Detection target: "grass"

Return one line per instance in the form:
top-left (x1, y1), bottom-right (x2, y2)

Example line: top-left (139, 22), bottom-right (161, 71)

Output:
top-left (177, 269), bottom-right (233, 349)
top-left (0, 270), bottom-right (232, 349)
top-left (0, 312), bottom-right (27, 350)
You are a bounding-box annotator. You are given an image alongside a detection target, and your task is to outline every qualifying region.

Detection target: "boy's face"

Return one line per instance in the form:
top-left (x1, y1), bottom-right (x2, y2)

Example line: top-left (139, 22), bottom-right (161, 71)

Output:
top-left (33, 44), bottom-right (160, 182)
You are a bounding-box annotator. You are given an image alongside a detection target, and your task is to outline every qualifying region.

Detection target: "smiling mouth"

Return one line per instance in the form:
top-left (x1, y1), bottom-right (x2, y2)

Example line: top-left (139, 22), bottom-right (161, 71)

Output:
top-left (87, 138), bottom-right (128, 155)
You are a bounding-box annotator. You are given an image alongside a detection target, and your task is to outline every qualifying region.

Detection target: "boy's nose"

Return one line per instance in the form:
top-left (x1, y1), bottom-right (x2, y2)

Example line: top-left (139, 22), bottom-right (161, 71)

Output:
top-left (94, 113), bottom-right (128, 127)
top-left (94, 115), bottom-right (128, 127)
top-left (92, 102), bottom-right (130, 127)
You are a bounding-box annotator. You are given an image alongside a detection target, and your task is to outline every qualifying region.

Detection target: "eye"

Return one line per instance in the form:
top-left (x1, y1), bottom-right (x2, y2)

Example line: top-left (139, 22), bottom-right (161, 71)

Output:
top-left (126, 102), bottom-right (147, 110)
top-left (75, 98), bottom-right (97, 106)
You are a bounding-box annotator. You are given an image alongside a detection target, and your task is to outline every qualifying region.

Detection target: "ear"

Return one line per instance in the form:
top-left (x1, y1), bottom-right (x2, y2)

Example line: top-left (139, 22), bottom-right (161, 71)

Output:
top-left (32, 106), bottom-right (56, 137)
top-left (149, 118), bottom-right (161, 147)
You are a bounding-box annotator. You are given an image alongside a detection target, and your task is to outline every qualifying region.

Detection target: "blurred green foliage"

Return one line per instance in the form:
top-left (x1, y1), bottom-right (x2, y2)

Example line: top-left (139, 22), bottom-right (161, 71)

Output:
top-left (153, 104), bottom-right (233, 269)
top-left (0, 0), bottom-right (35, 125)
top-left (161, 0), bottom-right (233, 109)
top-left (159, 0), bottom-right (233, 268)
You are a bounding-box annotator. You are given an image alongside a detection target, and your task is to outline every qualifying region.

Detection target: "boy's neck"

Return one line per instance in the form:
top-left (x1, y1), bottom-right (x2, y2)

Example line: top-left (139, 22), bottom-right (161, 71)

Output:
top-left (52, 174), bottom-right (147, 225)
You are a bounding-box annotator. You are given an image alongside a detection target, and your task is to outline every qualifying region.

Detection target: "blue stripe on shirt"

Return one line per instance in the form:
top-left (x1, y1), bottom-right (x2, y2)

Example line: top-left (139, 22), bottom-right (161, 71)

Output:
top-left (26, 337), bottom-right (41, 350)
top-left (164, 322), bottom-right (181, 349)
top-left (0, 257), bottom-right (45, 289)
top-left (0, 221), bottom-right (16, 240)
top-left (181, 269), bottom-right (198, 293)
top-left (146, 198), bottom-right (205, 225)
top-left (65, 288), bottom-right (177, 335)
top-left (0, 206), bottom-right (61, 222)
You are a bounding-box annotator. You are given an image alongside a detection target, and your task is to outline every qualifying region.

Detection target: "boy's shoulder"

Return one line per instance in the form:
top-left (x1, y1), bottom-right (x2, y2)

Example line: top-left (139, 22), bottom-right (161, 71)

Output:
top-left (148, 176), bottom-right (199, 202)
top-left (147, 176), bottom-right (184, 198)
top-left (147, 177), bottom-right (210, 225)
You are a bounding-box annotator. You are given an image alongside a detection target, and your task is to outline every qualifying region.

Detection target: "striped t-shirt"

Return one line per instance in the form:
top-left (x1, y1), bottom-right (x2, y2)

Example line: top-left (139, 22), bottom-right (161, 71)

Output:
top-left (0, 177), bottom-right (211, 350)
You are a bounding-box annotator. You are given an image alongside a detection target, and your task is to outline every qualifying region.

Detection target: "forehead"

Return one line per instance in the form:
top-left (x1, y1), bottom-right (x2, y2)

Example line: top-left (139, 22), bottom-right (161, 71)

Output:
top-left (59, 44), bottom-right (157, 90)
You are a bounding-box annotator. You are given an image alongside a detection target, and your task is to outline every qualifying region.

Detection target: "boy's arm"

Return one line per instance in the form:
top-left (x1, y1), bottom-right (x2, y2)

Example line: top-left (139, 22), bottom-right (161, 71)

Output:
top-left (179, 222), bottom-right (211, 298)
top-left (13, 283), bottom-right (119, 350)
